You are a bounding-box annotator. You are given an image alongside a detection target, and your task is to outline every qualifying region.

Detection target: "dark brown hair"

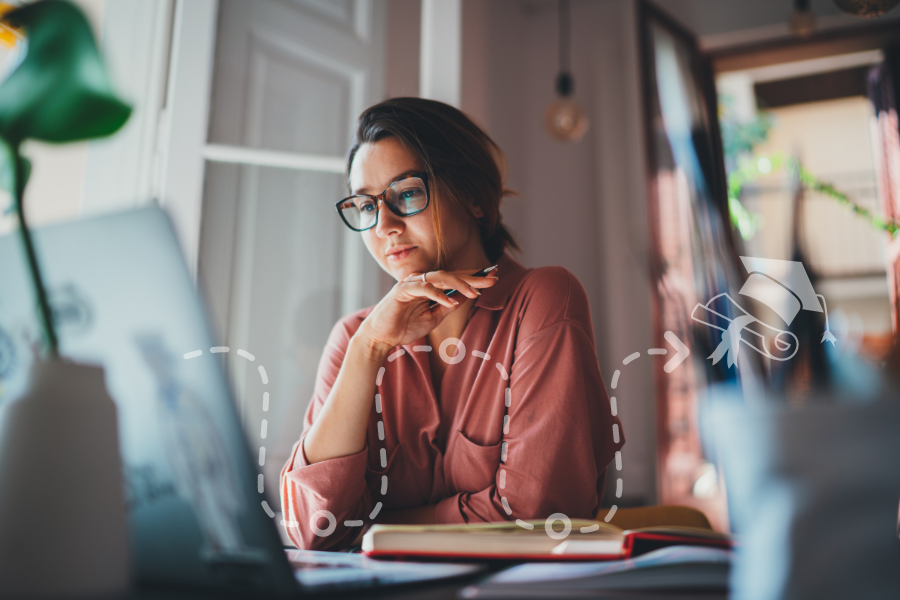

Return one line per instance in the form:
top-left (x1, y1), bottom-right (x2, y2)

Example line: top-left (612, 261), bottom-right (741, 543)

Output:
top-left (347, 97), bottom-right (519, 267)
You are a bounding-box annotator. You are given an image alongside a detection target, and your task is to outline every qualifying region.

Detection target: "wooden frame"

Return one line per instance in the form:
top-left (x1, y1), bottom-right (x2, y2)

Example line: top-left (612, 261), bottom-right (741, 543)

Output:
top-left (637, 0), bottom-right (741, 531)
top-left (711, 18), bottom-right (900, 74)
top-left (710, 15), bottom-right (900, 340)
top-left (638, 1), bottom-right (900, 529)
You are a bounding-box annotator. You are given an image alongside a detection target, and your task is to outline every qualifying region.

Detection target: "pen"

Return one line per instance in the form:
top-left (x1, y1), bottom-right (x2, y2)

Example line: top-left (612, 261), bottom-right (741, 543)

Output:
top-left (429, 265), bottom-right (499, 308)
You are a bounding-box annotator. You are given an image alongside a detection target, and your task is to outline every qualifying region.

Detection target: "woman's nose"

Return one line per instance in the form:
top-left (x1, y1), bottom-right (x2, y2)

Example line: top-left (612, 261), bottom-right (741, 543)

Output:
top-left (374, 199), bottom-right (403, 238)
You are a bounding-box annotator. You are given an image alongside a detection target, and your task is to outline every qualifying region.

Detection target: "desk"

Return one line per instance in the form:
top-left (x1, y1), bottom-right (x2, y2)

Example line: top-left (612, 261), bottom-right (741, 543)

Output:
top-left (130, 572), bottom-right (729, 600)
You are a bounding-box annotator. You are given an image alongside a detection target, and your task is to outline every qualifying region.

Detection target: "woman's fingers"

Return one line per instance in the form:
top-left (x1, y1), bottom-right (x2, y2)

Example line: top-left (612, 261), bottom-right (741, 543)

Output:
top-left (439, 274), bottom-right (480, 298)
top-left (427, 299), bottom-right (460, 321)
top-left (452, 267), bottom-right (500, 289)
top-left (457, 275), bottom-right (499, 288)
top-left (414, 270), bottom-right (493, 298)
top-left (398, 274), bottom-right (463, 306)
top-left (400, 281), bottom-right (459, 308)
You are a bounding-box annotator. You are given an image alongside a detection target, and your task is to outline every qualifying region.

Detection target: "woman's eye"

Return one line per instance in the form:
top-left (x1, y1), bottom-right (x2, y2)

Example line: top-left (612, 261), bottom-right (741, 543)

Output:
top-left (358, 200), bottom-right (376, 212)
top-left (400, 189), bottom-right (425, 202)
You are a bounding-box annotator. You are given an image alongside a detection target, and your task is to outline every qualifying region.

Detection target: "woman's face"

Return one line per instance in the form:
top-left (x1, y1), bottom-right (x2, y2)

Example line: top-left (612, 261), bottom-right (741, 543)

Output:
top-left (349, 137), bottom-right (482, 281)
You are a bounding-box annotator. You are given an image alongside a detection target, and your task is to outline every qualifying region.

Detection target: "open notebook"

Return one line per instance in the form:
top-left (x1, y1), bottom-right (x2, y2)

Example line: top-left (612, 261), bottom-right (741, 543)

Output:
top-left (362, 520), bottom-right (730, 560)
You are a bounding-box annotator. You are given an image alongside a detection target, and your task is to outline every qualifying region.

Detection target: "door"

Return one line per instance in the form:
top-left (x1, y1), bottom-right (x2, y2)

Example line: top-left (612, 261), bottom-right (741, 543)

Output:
top-left (197, 0), bottom-right (386, 512)
top-left (868, 44), bottom-right (900, 333)
top-left (638, 1), bottom-right (740, 531)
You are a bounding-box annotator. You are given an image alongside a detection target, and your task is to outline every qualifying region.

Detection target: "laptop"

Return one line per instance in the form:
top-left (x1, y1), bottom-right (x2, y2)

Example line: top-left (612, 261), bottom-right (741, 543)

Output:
top-left (0, 207), bottom-right (480, 594)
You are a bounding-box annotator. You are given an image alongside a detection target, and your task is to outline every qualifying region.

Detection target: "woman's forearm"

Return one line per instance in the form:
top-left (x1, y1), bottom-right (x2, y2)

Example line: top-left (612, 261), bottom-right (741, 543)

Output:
top-left (303, 333), bottom-right (391, 464)
top-left (302, 269), bottom-right (490, 465)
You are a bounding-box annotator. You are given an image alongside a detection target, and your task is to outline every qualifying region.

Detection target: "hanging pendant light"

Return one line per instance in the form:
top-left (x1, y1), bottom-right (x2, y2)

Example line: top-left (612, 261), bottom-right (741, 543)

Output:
top-left (832, 0), bottom-right (900, 18)
top-left (544, 0), bottom-right (588, 142)
top-left (789, 0), bottom-right (816, 38)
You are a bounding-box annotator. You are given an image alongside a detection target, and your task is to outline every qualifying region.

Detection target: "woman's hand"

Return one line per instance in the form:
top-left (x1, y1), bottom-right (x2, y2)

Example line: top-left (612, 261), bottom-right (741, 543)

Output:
top-left (357, 268), bottom-right (499, 355)
top-left (303, 267), bottom-right (497, 466)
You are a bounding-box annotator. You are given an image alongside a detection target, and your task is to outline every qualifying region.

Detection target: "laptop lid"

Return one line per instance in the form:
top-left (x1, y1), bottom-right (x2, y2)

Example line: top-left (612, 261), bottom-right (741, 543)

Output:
top-left (0, 207), bottom-right (298, 595)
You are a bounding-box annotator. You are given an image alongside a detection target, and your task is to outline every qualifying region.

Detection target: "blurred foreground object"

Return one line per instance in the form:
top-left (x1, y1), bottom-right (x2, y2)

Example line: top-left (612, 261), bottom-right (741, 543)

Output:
top-left (0, 0), bottom-right (130, 144)
top-left (832, 0), bottom-right (900, 17)
top-left (0, 1), bottom-right (131, 597)
top-left (704, 389), bottom-right (900, 600)
top-left (0, 361), bottom-right (129, 597)
top-left (0, 0), bottom-right (131, 355)
top-left (544, 0), bottom-right (588, 142)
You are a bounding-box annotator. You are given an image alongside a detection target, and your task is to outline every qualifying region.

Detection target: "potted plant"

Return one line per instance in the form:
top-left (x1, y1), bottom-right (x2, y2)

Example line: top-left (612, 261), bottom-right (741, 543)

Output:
top-left (0, 1), bottom-right (133, 596)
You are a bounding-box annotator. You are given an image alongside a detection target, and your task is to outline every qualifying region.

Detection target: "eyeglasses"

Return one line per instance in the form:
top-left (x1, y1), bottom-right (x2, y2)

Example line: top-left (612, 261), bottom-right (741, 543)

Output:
top-left (335, 173), bottom-right (430, 232)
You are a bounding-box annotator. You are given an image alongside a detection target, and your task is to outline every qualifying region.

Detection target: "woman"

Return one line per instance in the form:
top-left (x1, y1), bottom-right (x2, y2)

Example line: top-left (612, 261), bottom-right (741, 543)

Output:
top-left (280, 98), bottom-right (623, 551)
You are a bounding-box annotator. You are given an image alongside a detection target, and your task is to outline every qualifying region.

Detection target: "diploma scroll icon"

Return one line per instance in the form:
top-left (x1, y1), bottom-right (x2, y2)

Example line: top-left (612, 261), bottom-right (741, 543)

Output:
top-left (691, 257), bottom-right (836, 368)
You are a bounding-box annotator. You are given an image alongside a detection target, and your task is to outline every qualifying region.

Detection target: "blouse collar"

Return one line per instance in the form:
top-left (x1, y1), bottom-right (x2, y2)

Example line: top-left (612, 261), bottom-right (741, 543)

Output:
top-left (473, 253), bottom-right (528, 311)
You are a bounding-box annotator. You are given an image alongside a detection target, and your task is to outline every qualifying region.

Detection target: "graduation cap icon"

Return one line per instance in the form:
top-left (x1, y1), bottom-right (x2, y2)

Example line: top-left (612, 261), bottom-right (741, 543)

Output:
top-left (691, 257), bottom-right (835, 368)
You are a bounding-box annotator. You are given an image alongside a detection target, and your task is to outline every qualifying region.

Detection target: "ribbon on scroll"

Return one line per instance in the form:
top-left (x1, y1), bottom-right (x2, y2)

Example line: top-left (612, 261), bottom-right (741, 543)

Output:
top-left (692, 257), bottom-right (835, 368)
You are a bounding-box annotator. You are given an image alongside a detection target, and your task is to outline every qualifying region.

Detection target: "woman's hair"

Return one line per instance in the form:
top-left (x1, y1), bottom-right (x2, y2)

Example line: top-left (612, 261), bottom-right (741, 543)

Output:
top-left (347, 97), bottom-right (519, 267)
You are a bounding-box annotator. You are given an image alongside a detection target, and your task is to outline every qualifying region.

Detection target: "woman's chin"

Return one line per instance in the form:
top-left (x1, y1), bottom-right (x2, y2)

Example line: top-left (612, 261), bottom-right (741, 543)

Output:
top-left (384, 258), bottom-right (432, 282)
top-left (389, 263), bottom-right (428, 282)
top-left (392, 267), bottom-right (416, 282)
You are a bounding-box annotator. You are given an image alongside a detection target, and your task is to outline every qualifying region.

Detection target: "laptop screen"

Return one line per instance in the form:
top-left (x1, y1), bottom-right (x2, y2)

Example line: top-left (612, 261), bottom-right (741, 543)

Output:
top-left (0, 207), bottom-right (296, 593)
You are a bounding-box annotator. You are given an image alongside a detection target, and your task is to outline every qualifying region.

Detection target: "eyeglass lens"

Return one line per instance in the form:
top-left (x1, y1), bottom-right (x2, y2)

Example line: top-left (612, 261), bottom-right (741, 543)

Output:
top-left (340, 177), bottom-right (427, 231)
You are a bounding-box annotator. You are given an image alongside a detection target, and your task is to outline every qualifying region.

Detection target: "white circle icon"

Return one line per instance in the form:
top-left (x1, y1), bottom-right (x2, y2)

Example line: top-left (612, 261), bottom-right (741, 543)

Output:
top-left (439, 337), bottom-right (466, 365)
top-left (310, 510), bottom-right (337, 537)
top-left (544, 513), bottom-right (572, 540)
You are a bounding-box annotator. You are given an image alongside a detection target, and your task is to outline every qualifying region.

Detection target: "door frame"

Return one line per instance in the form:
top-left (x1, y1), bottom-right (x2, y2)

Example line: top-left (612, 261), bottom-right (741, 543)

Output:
top-left (637, 0), bottom-right (738, 530)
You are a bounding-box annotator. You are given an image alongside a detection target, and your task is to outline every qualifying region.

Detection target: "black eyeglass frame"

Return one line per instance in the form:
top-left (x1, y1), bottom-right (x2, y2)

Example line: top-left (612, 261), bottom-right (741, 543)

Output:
top-left (335, 172), bottom-right (430, 232)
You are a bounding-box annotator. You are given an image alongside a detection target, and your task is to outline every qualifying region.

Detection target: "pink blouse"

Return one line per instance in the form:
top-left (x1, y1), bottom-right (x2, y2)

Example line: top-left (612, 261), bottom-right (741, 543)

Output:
top-left (280, 253), bottom-right (624, 550)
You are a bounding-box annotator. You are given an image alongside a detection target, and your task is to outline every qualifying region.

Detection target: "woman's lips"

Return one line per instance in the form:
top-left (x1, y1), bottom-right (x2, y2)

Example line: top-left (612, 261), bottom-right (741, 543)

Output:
top-left (387, 246), bottom-right (417, 262)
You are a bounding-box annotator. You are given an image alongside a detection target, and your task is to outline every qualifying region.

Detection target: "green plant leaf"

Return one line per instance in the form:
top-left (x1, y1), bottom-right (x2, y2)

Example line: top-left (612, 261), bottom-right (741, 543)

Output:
top-left (0, 0), bottom-right (131, 144)
top-left (0, 0), bottom-right (131, 357)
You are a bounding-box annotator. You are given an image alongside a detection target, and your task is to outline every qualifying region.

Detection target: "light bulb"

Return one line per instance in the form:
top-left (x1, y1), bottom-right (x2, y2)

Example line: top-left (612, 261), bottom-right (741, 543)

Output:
top-left (789, 8), bottom-right (816, 37)
top-left (544, 97), bottom-right (589, 142)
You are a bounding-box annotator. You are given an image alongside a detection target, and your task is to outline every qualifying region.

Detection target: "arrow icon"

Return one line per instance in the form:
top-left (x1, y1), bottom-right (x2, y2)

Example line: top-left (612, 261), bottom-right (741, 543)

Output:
top-left (663, 331), bottom-right (690, 373)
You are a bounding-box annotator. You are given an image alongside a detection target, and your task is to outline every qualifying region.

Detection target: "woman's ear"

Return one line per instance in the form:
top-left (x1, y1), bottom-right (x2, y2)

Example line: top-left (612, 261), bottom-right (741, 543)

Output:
top-left (472, 203), bottom-right (484, 219)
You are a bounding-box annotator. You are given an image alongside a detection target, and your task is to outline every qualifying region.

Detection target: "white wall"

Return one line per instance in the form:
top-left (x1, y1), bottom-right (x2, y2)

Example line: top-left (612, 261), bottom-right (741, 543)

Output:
top-left (385, 0), bottom-right (421, 99)
top-left (749, 96), bottom-right (893, 335)
top-left (461, 0), bottom-right (657, 506)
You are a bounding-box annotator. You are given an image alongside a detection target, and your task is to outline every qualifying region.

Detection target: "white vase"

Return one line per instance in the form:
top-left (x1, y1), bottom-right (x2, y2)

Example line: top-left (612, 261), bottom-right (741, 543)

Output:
top-left (0, 358), bottom-right (130, 598)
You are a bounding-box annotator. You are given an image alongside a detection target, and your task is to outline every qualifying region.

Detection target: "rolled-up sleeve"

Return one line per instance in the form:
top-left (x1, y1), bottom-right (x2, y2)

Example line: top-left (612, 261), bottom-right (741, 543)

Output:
top-left (434, 270), bottom-right (624, 525)
top-left (280, 316), bottom-right (374, 550)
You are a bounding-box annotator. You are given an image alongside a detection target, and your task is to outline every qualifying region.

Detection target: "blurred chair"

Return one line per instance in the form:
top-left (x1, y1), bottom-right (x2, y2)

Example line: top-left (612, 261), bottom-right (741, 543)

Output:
top-left (595, 505), bottom-right (712, 530)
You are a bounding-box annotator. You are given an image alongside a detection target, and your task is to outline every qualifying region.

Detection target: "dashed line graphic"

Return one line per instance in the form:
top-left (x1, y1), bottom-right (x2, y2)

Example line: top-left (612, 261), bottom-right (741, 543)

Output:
top-left (183, 329), bottom-right (689, 539)
top-left (184, 346), bottom-right (277, 522)
top-left (602, 330), bottom-right (690, 526)
top-left (283, 337), bottom-right (513, 536)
